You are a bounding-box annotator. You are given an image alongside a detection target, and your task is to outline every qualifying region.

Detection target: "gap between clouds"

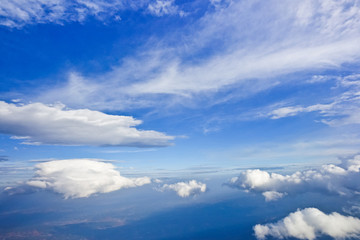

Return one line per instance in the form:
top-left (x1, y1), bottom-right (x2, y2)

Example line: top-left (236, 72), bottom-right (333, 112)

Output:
top-left (228, 154), bottom-right (360, 201)
top-left (0, 101), bottom-right (173, 147)
top-left (254, 208), bottom-right (360, 240)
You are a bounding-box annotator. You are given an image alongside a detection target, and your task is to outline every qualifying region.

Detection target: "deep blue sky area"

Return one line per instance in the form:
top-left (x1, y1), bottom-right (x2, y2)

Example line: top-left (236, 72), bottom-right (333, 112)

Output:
top-left (1, 0), bottom-right (360, 239)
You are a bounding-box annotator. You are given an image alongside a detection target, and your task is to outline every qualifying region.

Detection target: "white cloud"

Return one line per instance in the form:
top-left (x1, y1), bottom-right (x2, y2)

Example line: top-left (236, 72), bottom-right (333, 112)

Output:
top-left (268, 74), bottom-right (360, 126)
top-left (162, 180), bottom-right (206, 197)
top-left (34, 0), bottom-right (360, 110)
top-left (229, 155), bottom-right (360, 201)
top-left (254, 208), bottom-right (360, 240)
top-left (262, 191), bottom-right (285, 202)
top-left (0, 101), bottom-right (173, 147)
top-left (269, 104), bottom-right (333, 119)
top-left (0, 0), bottom-right (180, 28)
top-left (27, 159), bottom-right (151, 198)
top-left (147, 0), bottom-right (178, 17)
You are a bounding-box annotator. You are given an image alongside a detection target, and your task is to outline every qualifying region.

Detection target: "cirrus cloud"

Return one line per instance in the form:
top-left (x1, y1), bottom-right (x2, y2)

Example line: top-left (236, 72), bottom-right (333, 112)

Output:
top-left (34, 0), bottom-right (360, 111)
top-left (0, 0), bottom-right (182, 28)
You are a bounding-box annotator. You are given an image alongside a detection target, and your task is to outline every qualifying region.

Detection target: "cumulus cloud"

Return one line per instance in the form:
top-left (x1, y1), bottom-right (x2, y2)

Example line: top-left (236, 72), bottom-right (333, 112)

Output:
top-left (0, 101), bottom-right (173, 147)
top-left (229, 155), bottom-right (360, 201)
top-left (161, 180), bottom-right (206, 197)
top-left (0, 0), bottom-right (182, 28)
top-left (27, 159), bottom-right (151, 198)
top-left (262, 191), bottom-right (285, 202)
top-left (254, 208), bottom-right (360, 240)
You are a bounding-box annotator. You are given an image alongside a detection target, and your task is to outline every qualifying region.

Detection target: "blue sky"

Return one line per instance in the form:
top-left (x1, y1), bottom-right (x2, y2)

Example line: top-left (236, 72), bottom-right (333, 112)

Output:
top-left (1, 0), bottom-right (360, 239)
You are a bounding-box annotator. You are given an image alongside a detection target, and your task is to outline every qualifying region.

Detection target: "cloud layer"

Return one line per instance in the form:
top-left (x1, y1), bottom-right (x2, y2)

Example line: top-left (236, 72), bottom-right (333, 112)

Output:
top-left (27, 159), bottom-right (151, 198)
top-left (229, 155), bottom-right (360, 201)
top-left (0, 0), bottom-right (180, 28)
top-left (0, 101), bottom-right (173, 147)
top-left (162, 180), bottom-right (206, 197)
top-left (35, 0), bottom-right (360, 110)
top-left (254, 208), bottom-right (360, 240)
top-left (268, 74), bottom-right (360, 126)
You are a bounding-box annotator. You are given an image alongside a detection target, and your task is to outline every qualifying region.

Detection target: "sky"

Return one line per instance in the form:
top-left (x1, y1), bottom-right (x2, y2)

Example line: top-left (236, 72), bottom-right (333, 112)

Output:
top-left (1, 0), bottom-right (360, 239)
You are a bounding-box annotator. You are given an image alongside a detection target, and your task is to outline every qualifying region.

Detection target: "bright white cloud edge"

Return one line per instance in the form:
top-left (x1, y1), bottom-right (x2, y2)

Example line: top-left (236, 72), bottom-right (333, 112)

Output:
top-left (161, 180), bottom-right (206, 197)
top-left (27, 159), bottom-right (151, 199)
top-left (229, 154), bottom-right (360, 201)
top-left (0, 101), bottom-right (173, 147)
top-left (254, 208), bottom-right (360, 240)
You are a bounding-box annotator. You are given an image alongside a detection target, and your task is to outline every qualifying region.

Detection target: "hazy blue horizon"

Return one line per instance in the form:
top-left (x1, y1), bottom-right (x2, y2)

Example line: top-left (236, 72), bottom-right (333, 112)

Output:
top-left (1, 0), bottom-right (360, 239)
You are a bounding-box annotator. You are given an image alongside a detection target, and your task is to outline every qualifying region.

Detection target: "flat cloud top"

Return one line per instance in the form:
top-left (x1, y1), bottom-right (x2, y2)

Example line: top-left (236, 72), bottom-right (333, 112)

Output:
top-left (254, 208), bottom-right (360, 240)
top-left (162, 180), bottom-right (206, 197)
top-left (0, 101), bottom-right (173, 147)
top-left (27, 159), bottom-right (151, 198)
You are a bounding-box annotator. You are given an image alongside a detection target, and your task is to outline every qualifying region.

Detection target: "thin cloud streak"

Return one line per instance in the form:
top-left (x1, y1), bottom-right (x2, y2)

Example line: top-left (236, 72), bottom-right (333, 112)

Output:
top-left (268, 74), bottom-right (360, 126)
top-left (35, 0), bottom-right (360, 110)
top-left (0, 0), bottom-right (181, 28)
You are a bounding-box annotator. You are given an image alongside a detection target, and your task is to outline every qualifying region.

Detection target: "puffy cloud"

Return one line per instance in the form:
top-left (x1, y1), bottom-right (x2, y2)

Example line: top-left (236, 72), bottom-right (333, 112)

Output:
top-left (27, 159), bottom-right (151, 198)
top-left (254, 208), bottom-right (360, 240)
top-left (229, 155), bottom-right (360, 201)
top-left (0, 101), bottom-right (173, 147)
top-left (0, 0), bottom-right (181, 28)
top-left (262, 191), bottom-right (285, 202)
top-left (162, 180), bottom-right (206, 197)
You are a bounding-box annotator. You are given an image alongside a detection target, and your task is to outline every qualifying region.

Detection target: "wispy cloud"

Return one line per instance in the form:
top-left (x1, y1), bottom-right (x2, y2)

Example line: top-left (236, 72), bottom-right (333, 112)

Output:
top-left (0, 101), bottom-right (173, 147)
top-left (147, 0), bottom-right (182, 17)
top-left (26, 159), bottom-right (151, 198)
top-left (0, 0), bottom-right (182, 28)
top-left (268, 74), bottom-right (360, 126)
top-left (254, 208), bottom-right (360, 240)
top-left (35, 0), bottom-right (360, 110)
